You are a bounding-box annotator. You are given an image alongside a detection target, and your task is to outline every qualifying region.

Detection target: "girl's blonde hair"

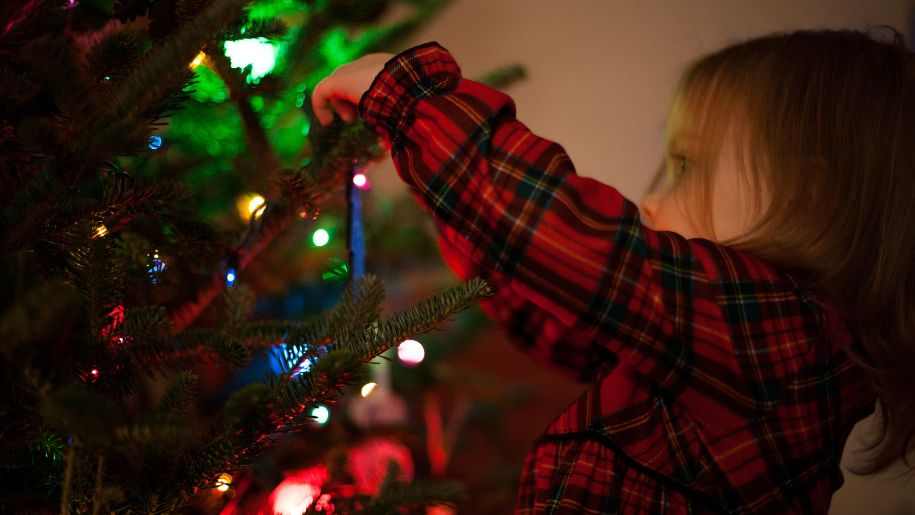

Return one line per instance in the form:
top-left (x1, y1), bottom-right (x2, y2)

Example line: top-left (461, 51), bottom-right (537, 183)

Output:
top-left (653, 27), bottom-right (915, 475)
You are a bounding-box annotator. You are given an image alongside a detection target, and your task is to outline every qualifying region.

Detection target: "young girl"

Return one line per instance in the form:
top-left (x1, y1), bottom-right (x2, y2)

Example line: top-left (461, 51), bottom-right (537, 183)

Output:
top-left (311, 28), bottom-right (915, 514)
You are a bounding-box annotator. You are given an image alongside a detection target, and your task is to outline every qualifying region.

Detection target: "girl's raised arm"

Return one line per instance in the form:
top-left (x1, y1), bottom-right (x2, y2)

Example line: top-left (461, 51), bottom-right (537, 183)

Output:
top-left (358, 42), bottom-right (797, 389)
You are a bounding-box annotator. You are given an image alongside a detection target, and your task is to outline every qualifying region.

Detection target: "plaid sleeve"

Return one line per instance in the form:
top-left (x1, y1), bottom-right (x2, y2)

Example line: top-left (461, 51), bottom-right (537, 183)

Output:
top-left (357, 42), bottom-right (786, 387)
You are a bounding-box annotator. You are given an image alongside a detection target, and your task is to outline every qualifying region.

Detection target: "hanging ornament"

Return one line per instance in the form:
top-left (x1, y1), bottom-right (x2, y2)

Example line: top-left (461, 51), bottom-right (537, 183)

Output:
top-left (268, 464), bottom-right (329, 515)
top-left (347, 385), bottom-right (408, 429)
top-left (99, 304), bottom-right (129, 350)
top-left (347, 161), bottom-right (365, 279)
top-left (99, 304), bottom-right (125, 338)
top-left (345, 159), bottom-right (409, 429)
top-left (346, 437), bottom-right (414, 495)
top-left (147, 249), bottom-right (166, 284)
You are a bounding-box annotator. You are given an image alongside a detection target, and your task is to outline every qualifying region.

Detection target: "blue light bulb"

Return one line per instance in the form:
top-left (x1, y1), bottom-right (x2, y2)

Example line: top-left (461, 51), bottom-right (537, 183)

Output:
top-left (148, 135), bottom-right (164, 150)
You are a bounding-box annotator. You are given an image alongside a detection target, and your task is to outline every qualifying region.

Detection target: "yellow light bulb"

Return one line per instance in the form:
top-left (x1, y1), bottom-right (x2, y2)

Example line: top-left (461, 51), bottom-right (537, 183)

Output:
top-left (360, 382), bottom-right (377, 398)
top-left (189, 51), bottom-right (207, 69)
top-left (215, 472), bottom-right (233, 492)
top-left (236, 193), bottom-right (266, 222)
top-left (92, 224), bottom-right (109, 239)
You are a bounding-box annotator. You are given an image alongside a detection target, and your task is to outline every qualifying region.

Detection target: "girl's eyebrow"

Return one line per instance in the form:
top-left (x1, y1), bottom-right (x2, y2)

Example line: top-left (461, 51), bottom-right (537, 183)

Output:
top-left (667, 134), bottom-right (698, 153)
top-left (670, 131), bottom-right (697, 142)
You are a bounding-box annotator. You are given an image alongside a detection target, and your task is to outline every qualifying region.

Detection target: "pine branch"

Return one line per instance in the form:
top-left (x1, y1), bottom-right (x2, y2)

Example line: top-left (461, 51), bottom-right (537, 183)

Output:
top-left (221, 17), bottom-right (287, 43)
top-left (238, 318), bottom-right (328, 346)
top-left (66, 233), bottom-right (129, 353)
top-left (324, 274), bottom-right (385, 351)
top-left (75, 0), bottom-right (253, 158)
top-left (150, 371), bottom-right (198, 422)
top-left (168, 205), bottom-right (295, 334)
top-left (346, 277), bottom-right (494, 361)
top-left (166, 122), bottom-right (382, 334)
top-left (161, 276), bottom-right (493, 508)
top-left (113, 423), bottom-right (195, 446)
top-left (223, 285), bottom-right (256, 331)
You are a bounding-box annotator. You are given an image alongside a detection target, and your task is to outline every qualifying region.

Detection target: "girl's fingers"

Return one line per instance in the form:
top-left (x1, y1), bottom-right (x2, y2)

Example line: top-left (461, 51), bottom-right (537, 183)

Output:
top-left (311, 80), bottom-right (333, 126)
top-left (312, 98), bottom-right (332, 126)
top-left (330, 97), bottom-right (356, 123)
top-left (315, 103), bottom-right (332, 126)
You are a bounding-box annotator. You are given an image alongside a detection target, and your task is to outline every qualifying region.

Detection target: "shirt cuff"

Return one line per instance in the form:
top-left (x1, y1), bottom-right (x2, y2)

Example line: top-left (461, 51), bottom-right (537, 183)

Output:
top-left (357, 41), bottom-right (463, 148)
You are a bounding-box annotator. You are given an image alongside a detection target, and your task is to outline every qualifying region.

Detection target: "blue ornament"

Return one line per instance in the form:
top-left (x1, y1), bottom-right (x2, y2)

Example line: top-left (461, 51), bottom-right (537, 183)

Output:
top-left (148, 135), bottom-right (164, 150)
top-left (147, 255), bottom-right (166, 284)
top-left (269, 341), bottom-right (315, 376)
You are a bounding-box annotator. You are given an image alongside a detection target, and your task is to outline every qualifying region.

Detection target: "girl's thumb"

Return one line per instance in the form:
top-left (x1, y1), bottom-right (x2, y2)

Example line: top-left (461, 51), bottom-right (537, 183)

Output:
top-left (313, 99), bottom-right (333, 126)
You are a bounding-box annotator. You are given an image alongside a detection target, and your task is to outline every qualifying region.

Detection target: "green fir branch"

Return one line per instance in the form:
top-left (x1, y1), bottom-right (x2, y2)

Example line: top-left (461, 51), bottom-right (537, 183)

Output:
top-left (222, 17), bottom-right (288, 41)
top-left (324, 274), bottom-right (385, 352)
top-left (150, 371), bottom-right (198, 422)
top-left (346, 276), bottom-right (494, 361)
top-left (76, 0), bottom-right (254, 157)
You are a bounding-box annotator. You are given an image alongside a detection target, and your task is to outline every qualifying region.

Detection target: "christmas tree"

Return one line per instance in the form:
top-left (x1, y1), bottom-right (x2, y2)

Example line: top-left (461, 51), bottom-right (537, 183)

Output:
top-left (0, 0), bottom-right (529, 512)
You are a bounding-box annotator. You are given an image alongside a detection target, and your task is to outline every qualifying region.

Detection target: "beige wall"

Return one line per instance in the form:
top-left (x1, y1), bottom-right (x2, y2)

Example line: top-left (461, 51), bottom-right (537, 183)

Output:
top-left (367, 1), bottom-right (915, 513)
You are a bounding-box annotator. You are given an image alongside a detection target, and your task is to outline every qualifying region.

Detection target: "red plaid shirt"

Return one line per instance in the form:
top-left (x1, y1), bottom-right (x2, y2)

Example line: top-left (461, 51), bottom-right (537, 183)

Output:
top-left (358, 41), bottom-right (876, 515)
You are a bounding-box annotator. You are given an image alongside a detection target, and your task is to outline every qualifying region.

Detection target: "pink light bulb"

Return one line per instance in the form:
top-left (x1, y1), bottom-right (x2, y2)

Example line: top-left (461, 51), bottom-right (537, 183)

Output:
top-left (397, 339), bottom-right (425, 367)
top-left (352, 173), bottom-right (369, 190)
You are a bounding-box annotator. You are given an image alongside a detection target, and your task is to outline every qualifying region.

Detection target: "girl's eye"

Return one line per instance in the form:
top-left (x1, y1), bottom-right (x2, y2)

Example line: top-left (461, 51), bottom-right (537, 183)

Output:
top-left (667, 153), bottom-right (688, 177)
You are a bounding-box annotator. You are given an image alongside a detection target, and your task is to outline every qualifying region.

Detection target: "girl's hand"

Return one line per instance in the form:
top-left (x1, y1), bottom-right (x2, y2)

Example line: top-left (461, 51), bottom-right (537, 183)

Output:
top-left (311, 53), bottom-right (394, 126)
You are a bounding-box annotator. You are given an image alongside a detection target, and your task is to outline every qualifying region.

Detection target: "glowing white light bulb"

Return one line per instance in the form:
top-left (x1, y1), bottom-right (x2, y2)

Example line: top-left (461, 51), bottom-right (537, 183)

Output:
top-left (360, 382), bottom-right (377, 397)
top-left (272, 482), bottom-right (319, 514)
top-left (225, 268), bottom-right (237, 287)
top-left (312, 228), bottom-right (330, 247)
top-left (352, 173), bottom-right (368, 189)
top-left (397, 339), bottom-right (425, 367)
top-left (223, 38), bottom-right (277, 82)
top-left (247, 194), bottom-right (266, 219)
top-left (311, 404), bottom-right (330, 425)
